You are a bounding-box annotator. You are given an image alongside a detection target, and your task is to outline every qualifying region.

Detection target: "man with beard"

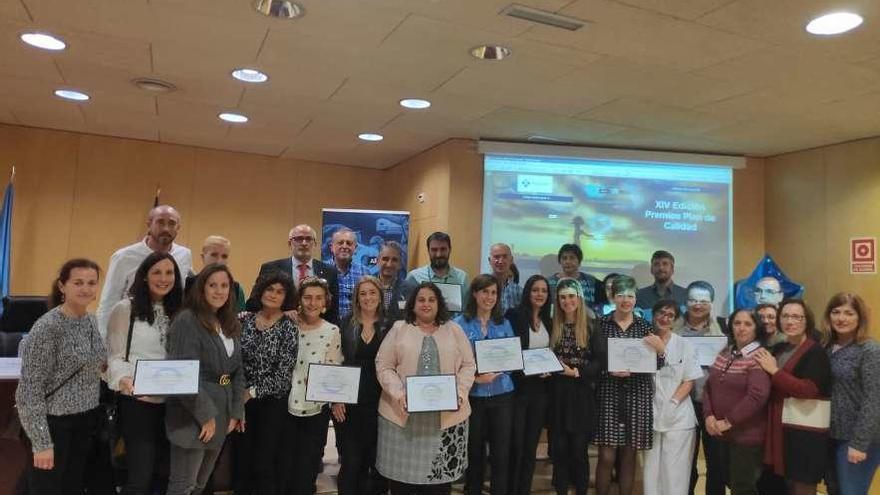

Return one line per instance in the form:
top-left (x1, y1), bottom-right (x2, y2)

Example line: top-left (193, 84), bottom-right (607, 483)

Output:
top-left (247, 223), bottom-right (339, 323)
top-left (635, 250), bottom-right (688, 311)
top-left (330, 227), bottom-right (368, 321)
top-left (96, 204), bottom-right (192, 338)
top-left (405, 231), bottom-right (469, 313)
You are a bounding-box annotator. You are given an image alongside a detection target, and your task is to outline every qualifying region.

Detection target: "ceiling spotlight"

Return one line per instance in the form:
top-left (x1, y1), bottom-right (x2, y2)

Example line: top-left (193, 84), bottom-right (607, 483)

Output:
top-left (358, 133), bottom-right (384, 142)
top-left (132, 77), bottom-right (177, 93)
top-left (400, 98), bottom-right (431, 109)
top-left (54, 89), bottom-right (89, 101)
top-left (254, 0), bottom-right (304, 19)
top-left (470, 45), bottom-right (512, 61)
top-left (219, 112), bottom-right (249, 123)
top-left (806, 12), bottom-right (863, 35)
top-left (232, 68), bottom-right (269, 83)
top-left (20, 32), bottom-right (66, 51)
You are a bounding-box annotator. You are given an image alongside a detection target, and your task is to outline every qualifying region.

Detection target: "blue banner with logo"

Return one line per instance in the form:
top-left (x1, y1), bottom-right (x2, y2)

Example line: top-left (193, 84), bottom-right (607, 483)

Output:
top-left (321, 209), bottom-right (410, 281)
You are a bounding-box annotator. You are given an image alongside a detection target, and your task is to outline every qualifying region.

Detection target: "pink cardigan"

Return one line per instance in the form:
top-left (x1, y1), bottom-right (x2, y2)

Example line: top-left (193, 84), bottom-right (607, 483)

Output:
top-left (375, 320), bottom-right (476, 429)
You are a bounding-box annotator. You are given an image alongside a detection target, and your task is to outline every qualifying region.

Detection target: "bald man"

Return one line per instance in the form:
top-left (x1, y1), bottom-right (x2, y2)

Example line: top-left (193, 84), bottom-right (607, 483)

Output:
top-left (96, 205), bottom-right (193, 338)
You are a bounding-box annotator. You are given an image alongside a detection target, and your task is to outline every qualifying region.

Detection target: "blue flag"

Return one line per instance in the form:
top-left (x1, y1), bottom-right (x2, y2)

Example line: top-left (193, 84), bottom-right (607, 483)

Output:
top-left (0, 181), bottom-right (14, 313)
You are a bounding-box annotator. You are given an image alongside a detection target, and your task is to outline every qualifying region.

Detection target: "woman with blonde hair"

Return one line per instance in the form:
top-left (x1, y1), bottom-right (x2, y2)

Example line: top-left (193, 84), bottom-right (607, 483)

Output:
top-left (548, 277), bottom-right (606, 495)
top-left (822, 292), bottom-right (879, 495)
top-left (334, 276), bottom-right (389, 494)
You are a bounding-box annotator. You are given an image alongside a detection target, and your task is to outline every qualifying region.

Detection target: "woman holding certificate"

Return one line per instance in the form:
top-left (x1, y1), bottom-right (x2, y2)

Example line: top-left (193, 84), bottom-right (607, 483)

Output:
top-left (548, 278), bottom-right (606, 495)
top-left (453, 274), bottom-right (515, 495)
top-left (283, 276), bottom-right (342, 494)
top-left (16, 259), bottom-right (105, 495)
top-left (236, 272), bottom-right (298, 495)
top-left (106, 252), bottom-right (183, 495)
top-left (375, 282), bottom-right (476, 495)
top-left (165, 264), bottom-right (244, 495)
top-left (752, 299), bottom-right (831, 495)
top-left (643, 300), bottom-right (703, 495)
top-left (595, 275), bottom-right (665, 495)
top-left (822, 293), bottom-right (880, 495)
top-left (505, 274), bottom-right (553, 495)
top-left (333, 276), bottom-right (389, 495)
top-left (702, 309), bottom-right (771, 495)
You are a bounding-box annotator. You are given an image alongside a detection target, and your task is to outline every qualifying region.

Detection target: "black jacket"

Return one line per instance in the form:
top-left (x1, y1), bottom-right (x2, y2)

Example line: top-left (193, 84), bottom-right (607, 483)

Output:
top-left (246, 257), bottom-right (339, 324)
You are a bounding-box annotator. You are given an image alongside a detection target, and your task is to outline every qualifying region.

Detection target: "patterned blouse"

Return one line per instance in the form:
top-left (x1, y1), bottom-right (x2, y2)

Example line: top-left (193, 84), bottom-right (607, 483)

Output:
top-left (554, 322), bottom-right (585, 368)
top-left (239, 313), bottom-right (298, 400)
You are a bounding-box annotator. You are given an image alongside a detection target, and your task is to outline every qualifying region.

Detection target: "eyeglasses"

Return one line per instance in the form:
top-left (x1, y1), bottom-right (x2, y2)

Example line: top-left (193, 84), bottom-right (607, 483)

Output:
top-left (780, 314), bottom-right (806, 322)
top-left (687, 299), bottom-right (711, 306)
top-left (754, 288), bottom-right (782, 296)
top-left (655, 311), bottom-right (676, 319)
top-left (290, 236), bottom-right (314, 244)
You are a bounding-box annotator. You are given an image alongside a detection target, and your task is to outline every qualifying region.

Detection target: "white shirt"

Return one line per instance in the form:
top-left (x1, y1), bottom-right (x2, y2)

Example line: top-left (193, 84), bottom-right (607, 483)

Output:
top-left (529, 321), bottom-right (550, 349)
top-left (653, 333), bottom-right (703, 432)
top-left (96, 239), bottom-right (192, 339)
top-left (106, 299), bottom-right (169, 403)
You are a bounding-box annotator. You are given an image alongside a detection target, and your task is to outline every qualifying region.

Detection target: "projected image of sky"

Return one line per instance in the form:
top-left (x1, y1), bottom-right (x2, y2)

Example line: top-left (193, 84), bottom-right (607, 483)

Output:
top-left (482, 155), bottom-right (732, 313)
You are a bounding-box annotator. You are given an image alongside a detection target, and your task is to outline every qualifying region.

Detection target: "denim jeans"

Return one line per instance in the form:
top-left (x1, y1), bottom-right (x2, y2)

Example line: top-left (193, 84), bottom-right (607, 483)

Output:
top-left (832, 440), bottom-right (879, 495)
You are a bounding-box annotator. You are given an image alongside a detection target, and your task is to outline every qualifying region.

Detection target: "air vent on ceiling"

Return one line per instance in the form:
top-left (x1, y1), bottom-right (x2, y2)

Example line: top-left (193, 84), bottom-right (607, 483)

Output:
top-left (501, 4), bottom-right (588, 31)
top-left (132, 78), bottom-right (177, 93)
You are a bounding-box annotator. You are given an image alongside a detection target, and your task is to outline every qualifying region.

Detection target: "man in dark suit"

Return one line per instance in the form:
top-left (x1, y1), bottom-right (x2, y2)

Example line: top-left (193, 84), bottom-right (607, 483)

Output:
top-left (247, 224), bottom-right (339, 323)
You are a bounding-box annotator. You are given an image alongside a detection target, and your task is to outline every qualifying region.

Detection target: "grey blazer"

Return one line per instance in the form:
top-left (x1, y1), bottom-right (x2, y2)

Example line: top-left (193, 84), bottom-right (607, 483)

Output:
top-left (165, 309), bottom-right (244, 450)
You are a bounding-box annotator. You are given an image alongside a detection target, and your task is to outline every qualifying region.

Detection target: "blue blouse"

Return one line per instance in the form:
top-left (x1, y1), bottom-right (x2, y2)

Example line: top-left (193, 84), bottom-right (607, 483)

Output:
top-left (453, 315), bottom-right (516, 397)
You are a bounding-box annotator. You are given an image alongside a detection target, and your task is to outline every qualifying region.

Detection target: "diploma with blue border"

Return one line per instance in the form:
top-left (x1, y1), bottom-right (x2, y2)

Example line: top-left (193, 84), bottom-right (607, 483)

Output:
top-left (305, 363), bottom-right (361, 404)
top-left (406, 374), bottom-right (459, 412)
top-left (474, 336), bottom-right (524, 373)
top-left (521, 348), bottom-right (564, 376)
top-left (133, 359), bottom-right (200, 396)
top-left (607, 338), bottom-right (658, 373)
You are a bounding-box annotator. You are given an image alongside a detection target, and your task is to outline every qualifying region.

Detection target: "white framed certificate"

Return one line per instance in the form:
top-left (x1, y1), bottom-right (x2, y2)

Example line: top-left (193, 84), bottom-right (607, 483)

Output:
top-left (435, 283), bottom-right (463, 312)
top-left (690, 336), bottom-right (729, 366)
top-left (474, 337), bottom-right (524, 373)
top-left (0, 357), bottom-right (21, 380)
top-left (522, 348), bottom-right (564, 376)
top-left (607, 338), bottom-right (658, 373)
top-left (406, 374), bottom-right (459, 413)
top-left (305, 363), bottom-right (361, 404)
top-left (133, 359), bottom-right (200, 396)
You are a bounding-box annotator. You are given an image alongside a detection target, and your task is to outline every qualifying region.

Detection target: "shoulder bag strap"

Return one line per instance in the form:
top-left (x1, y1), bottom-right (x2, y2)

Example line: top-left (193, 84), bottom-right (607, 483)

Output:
top-left (124, 311), bottom-right (136, 362)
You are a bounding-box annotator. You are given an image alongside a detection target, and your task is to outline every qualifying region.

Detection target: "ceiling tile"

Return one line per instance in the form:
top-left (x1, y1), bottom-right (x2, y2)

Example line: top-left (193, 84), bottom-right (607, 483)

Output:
top-left (519, 0), bottom-right (767, 71)
top-left (694, 46), bottom-right (880, 101)
top-left (1, 1), bottom-right (30, 22)
top-left (607, 0), bottom-right (736, 20)
top-left (577, 97), bottom-right (730, 133)
top-left (21, 0), bottom-right (154, 40)
top-left (474, 106), bottom-right (632, 142)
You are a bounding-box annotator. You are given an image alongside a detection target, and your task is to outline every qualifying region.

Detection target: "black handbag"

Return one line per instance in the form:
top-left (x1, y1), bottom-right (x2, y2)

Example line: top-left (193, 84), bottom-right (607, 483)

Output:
top-left (97, 312), bottom-right (136, 469)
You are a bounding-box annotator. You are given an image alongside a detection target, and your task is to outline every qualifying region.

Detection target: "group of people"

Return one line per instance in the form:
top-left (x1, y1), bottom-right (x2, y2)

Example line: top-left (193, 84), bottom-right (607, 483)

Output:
top-left (13, 204), bottom-right (880, 495)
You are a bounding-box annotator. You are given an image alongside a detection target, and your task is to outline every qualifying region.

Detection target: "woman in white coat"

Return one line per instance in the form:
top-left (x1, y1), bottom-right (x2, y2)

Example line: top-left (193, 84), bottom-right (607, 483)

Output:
top-left (643, 299), bottom-right (703, 495)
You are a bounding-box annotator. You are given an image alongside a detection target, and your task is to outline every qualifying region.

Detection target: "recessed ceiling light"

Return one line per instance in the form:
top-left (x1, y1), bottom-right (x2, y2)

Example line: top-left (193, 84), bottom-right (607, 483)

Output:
top-left (806, 12), bottom-right (863, 35)
top-left (470, 45), bottom-right (512, 61)
top-left (400, 98), bottom-right (431, 109)
top-left (232, 68), bottom-right (269, 83)
top-left (219, 112), bottom-right (249, 123)
top-left (54, 89), bottom-right (89, 101)
top-left (358, 133), bottom-right (384, 142)
top-left (254, 0), bottom-right (305, 19)
top-left (20, 32), bottom-right (66, 51)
